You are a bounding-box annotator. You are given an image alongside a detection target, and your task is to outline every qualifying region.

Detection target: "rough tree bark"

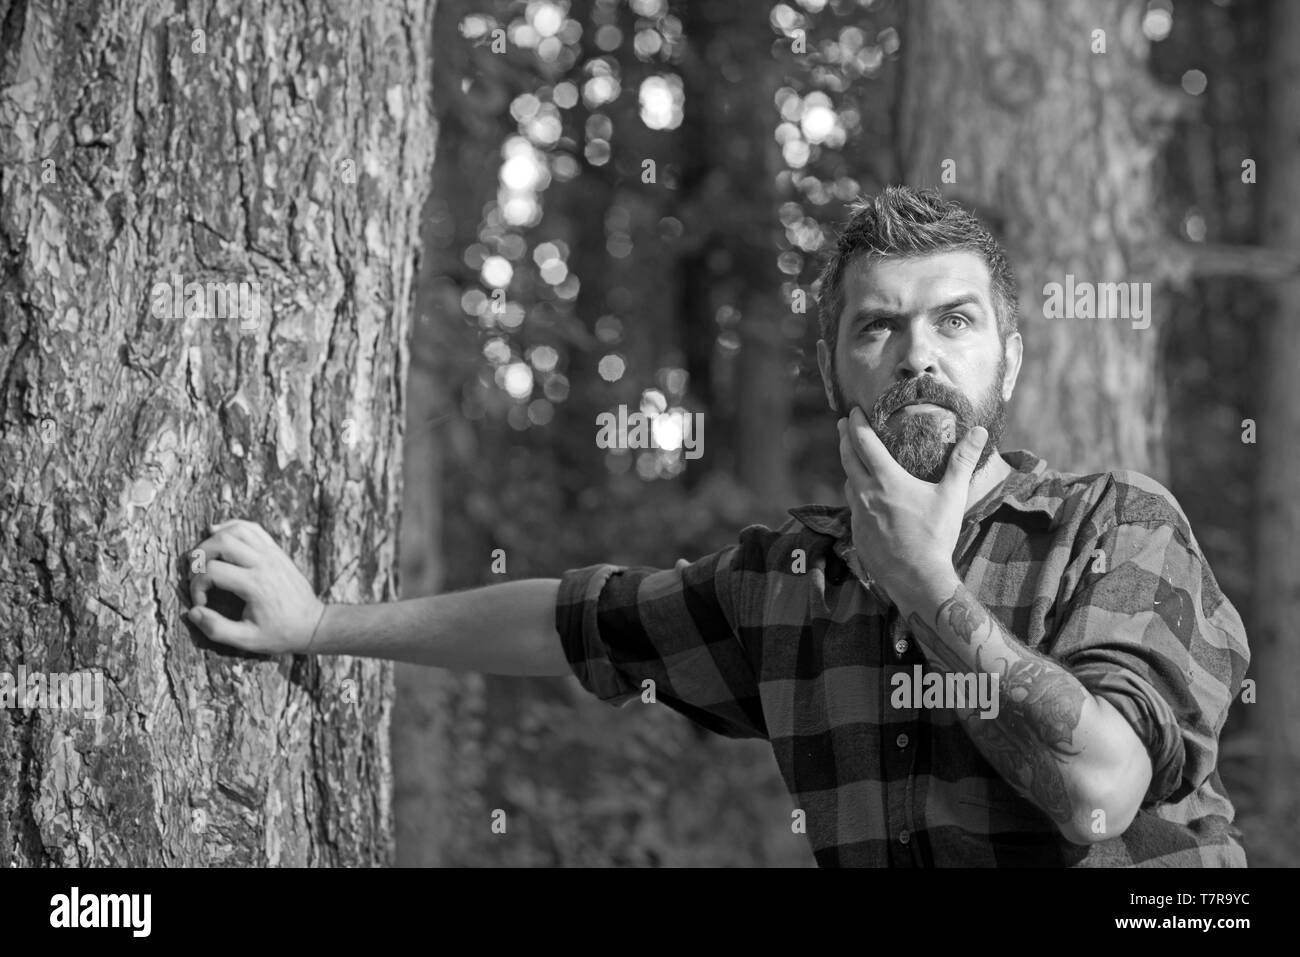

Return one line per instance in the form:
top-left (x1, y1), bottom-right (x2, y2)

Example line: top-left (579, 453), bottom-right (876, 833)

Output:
top-left (0, 0), bottom-right (434, 865)
top-left (899, 0), bottom-right (1180, 478)
top-left (1255, 0), bottom-right (1300, 856)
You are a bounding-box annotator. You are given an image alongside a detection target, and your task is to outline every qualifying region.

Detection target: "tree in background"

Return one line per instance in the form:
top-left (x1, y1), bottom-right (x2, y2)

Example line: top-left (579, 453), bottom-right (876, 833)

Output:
top-left (0, 1), bottom-right (434, 864)
top-left (1127, 0), bottom-right (1299, 865)
top-left (898, 0), bottom-right (1179, 478)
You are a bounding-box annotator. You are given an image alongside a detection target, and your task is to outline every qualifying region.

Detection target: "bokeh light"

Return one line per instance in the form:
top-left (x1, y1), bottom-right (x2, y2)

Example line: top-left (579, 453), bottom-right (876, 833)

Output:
top-left (639, 75), bottom-right (684, 130)
top-left (598, 354), bottom-right (626, 382)
top-left (499, 361), bottom-right (534, 399)
top-left (480, 256), bottom-right (513, 288)
top-left (1182, 69), bottom-right (1207, 95)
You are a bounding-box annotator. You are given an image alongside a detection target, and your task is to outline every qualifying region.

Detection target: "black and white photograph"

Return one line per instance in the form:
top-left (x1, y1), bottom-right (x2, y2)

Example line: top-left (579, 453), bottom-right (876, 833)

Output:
top-left (0, 0), bottom-right (1290, 932)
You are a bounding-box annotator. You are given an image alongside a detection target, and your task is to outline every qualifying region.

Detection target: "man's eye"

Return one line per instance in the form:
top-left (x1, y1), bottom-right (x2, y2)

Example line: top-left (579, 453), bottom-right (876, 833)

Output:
top-left (861, 318), bottom-right (889, 334)
top-left (940, 313), bottom-right (970, 330)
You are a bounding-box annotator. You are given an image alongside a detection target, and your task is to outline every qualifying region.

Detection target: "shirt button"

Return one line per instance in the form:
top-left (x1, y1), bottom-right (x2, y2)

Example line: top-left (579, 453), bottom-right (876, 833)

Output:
top-left (896, 733), bottom-right (910, 749)
top-left (894, 638), bottom-right (908, 656)
top-left (898, 829), bottom-right (911, 845)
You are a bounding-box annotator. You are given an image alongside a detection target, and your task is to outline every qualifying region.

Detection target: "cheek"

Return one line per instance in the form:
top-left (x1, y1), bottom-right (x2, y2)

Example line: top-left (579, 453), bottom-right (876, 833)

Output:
top-left (838, 367), bottom-right (889, 410)
top-left (951, 353), bottom-right (1000, 396)
top-left (838, 342), bottom-right (889, 390)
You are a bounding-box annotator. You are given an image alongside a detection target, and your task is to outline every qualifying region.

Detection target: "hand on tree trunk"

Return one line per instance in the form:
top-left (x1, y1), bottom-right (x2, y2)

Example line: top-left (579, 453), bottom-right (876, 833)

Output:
top-left (186, 519), bottom-right (326, 655)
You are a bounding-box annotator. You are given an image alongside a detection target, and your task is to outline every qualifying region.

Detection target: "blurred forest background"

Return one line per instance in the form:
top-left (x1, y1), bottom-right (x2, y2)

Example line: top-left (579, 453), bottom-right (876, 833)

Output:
top-left (393, 0), bottom-right (1299, 867)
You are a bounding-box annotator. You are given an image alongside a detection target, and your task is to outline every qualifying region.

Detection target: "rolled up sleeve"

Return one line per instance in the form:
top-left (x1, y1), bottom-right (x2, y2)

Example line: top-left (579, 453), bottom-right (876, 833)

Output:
top-left (1050, 521), bottom-right (1250, 806)
top-left (554, 537), bottom-right (768, 740)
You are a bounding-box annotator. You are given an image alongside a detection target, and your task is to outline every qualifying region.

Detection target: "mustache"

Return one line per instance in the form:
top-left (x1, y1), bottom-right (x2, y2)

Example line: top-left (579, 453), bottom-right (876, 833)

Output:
top-left (869, 376), bottom-right (975, 425)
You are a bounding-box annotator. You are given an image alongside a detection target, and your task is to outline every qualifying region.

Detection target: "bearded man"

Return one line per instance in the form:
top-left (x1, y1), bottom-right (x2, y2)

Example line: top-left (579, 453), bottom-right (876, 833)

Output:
top-left (187, 186), bottom-right (1249, 867)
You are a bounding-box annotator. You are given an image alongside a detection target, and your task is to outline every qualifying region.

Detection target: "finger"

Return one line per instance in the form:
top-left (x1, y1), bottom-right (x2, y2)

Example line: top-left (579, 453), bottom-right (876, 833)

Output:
top-left (194, 531), bottom-right (260, 569)
top-left (847, 406), bottom-right (903, 480)
top-left (210, 519), bottom-right (263, 549)
top-left (189, 559), bottom-right (257, 608)
top-left (203, 559), bottom-right (259, 601)
top-left (190, 572), bottom-right (209, 608)
top-left (838, 424), bottom-right (873, 491)
top-left (941, 425), bottom-right (989, 492)
top-left (190, 568), bottom-right (220, 608)
top-left (186, 606), bottom-right (260, 650)
top-left (241, 520), bottom-right (282, 550)
top-left (211, 519), bottom-right (280, 550)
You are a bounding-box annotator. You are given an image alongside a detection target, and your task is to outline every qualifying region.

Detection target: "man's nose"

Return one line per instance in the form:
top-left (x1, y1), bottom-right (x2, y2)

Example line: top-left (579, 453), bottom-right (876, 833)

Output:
top-left (894, 324), bottom-right (941, 379)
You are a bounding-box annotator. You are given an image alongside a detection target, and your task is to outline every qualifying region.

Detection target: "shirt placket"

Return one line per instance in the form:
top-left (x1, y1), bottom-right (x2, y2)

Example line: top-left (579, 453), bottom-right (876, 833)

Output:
top-left (883, 605), bottom-right (921, 867)
top-left (894, 518), bottom-right (985, 866)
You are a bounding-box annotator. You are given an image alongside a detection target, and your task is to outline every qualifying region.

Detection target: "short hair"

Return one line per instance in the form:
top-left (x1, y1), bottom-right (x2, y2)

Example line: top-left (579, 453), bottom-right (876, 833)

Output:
top-left (815, 186), bottom-right (1018, 351)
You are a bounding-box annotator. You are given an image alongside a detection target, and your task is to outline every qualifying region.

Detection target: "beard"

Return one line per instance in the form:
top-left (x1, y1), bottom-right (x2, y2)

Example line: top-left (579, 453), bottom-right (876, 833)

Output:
top-left (832, 356), bottom-right (1008, 483)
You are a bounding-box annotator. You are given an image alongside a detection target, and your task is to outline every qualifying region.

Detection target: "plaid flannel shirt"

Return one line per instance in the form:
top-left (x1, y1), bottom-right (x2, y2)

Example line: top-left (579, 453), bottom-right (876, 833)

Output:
top-left (555, 450), bottom-right (1250, 867)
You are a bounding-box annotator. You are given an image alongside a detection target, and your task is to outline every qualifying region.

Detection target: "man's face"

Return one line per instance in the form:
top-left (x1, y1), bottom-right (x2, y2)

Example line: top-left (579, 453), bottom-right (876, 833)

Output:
top-left (817, 250), bottom-right (1022, 482)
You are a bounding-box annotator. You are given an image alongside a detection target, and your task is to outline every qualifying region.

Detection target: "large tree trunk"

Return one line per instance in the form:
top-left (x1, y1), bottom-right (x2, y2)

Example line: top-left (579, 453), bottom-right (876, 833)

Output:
top-left (0, 0), bottom-right (435, 865)
top-left (1255, 0), bottom-right (1300, 858)
top-left (899, 0), bottom-right (1179, 478)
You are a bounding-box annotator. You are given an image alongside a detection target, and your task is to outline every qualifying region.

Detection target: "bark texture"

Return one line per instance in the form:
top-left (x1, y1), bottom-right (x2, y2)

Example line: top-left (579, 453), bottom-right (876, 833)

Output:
top-left (0, 0), bottom-right (435, 865)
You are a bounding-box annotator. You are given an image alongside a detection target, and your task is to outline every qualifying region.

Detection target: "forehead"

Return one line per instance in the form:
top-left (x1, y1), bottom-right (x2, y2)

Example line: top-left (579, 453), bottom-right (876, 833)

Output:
top-left (840, 250), bottom-right (994, 317)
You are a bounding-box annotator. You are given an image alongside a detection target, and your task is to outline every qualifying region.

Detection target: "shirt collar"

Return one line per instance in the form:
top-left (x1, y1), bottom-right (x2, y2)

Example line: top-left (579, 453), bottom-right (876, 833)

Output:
top-left (787, 449), bottom-right (1060, 542)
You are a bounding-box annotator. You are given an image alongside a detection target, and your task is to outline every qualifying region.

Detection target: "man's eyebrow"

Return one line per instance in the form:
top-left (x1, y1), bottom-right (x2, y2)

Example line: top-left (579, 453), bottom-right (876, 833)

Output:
top-left (844, 305), bottom-right (902, 326)
top-left (844, 293), bottom-right (988, 326)
top-left (929, 293), bottom-right (986, 315)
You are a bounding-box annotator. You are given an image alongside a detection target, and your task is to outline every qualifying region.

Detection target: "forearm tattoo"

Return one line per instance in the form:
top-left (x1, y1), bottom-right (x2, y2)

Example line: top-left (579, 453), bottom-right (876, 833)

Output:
top-left (936, 591), bottom-right (988, 646)
top-left (907, 584), bottom-right (1088, 825)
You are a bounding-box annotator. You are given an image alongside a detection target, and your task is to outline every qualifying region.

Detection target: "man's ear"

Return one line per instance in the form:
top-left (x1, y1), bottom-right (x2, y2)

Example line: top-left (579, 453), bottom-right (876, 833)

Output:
top-left (1001, 332), bottom-right (1023, 402)
top-left (816, 339), bottom-right (840, 413)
